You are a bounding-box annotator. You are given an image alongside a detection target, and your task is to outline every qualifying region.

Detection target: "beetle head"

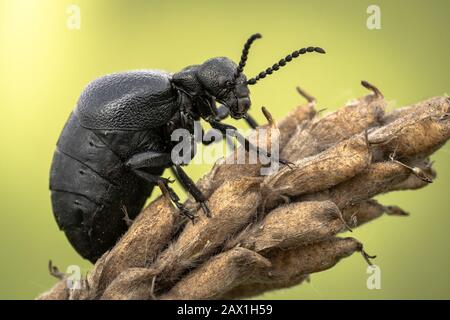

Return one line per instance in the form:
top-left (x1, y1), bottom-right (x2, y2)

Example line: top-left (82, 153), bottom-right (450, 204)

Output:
top-left (173, 33), bottom-right (325, 120)
top-left (196, 57), bottom-right (250, 119)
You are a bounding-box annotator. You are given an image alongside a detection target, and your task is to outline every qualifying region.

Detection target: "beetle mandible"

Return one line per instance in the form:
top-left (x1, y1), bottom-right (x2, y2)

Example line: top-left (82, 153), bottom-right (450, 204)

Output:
top-left (50, 33), bottom-right (325, 262)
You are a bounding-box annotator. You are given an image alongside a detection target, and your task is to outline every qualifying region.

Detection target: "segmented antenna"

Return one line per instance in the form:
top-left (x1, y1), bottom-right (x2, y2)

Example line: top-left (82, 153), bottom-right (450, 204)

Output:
top-left (234, 33), bottom-right (263, 80)
top-left (247, 46), bottom-right (326, 85)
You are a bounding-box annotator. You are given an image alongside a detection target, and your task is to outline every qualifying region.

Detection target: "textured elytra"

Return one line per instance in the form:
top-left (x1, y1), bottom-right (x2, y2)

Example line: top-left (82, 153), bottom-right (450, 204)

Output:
top-left (39, 82), bottom-right (450, 300)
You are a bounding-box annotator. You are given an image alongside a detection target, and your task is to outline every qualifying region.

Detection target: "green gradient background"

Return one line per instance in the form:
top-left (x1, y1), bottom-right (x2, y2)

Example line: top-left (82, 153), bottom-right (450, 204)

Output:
top-left (0, 0), bottom-right (449, 299)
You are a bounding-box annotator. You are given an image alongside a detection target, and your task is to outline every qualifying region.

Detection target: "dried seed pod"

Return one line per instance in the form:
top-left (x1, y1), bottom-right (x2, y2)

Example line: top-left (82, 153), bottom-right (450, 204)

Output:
top-left (95, 196), bottom-right (179, 292)
top-left (281, 81), bottom-right (385, 160)
top-left (187, 158), bottom-right (226, 204)
top-left (38, 93), bottom-right (450, 301)
top-left (303, 162), bottom-right (434, 218)
top-left (150, 177), bottom-right (262, 291)
top-left (382, 106), bottom-right (412, 125)
top-left (220, 275), bottom-right (309, 300)
top-left (369, 96), bottom-right (450, 161)
top-left (36, 280), bottom-right (70, 300)
top-left (301, 161), bottom-right (411, 210)
top-left (66, 251), bottom-right (111, 300)
top-left (278, 104), bottom-right (316, 147)
top-left (100, 267), bottom-right (156, 300)
top-left (160, 247), bottom-right (271, 300)
top-left (262, 133), bottom-right (371, 210)
top-left (227, 201), bottom-right (345, 252)
top-left (383, 96), bottom-right (450, 125)
top-left (342, 199), bottom-right (409, 228)
top-left (221, 237), bottom-right (373, 299)
top-left (249, 237), bottom-right (366, 285)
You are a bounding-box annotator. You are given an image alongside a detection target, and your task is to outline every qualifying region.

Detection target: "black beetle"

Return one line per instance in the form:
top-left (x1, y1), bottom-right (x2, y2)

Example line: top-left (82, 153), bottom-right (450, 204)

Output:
top-left (50, 33), bottom-right (325, 262)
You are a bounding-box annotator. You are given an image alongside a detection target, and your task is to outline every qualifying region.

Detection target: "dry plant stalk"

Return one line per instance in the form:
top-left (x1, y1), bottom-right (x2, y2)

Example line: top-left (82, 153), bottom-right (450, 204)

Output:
top-left (38, 81), bottom-right (450, 300)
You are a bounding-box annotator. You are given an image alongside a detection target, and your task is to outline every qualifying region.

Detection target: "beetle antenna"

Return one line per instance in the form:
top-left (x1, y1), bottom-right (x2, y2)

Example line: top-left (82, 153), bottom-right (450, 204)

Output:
top-left (247, 46), bottom-right (326, 85)
top-left (234, 33), bottom-right (263, 81)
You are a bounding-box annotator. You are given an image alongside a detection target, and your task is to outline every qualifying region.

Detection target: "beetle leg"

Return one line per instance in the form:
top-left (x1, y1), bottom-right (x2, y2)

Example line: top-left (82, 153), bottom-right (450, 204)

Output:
top-left (243, 113), bottom-right (259, 129)
top-left (202, 127), bottom-right (236, 151)
top-left (126, 151), bottom-right (204, 221)
top-left (132, 169), bottom-right (196, 222)
top-left (132, 169), bottom-right (174, 185)
top-left (125, 151), bottom-right (172, 169)
top-left (208, 119), bottom-right (293, 166)
top-left (171, 164), bottom-right (211, 217)
top-left (157, 179), bottom-right (197, 223)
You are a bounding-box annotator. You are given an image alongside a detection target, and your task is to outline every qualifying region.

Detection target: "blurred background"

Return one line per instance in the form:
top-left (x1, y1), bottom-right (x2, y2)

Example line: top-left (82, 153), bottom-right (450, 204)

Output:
top-left (0, 0), bottom-right (449, 299)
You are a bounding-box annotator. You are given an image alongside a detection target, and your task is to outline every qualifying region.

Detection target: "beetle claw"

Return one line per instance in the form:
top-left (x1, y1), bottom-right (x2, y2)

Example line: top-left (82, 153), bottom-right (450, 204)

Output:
top-left (180, 207), bottom-right (197, 224)
top-left (278, 158), bottom-right (295, 169)
top-left (166, 177), bottom-right (175, 184)
top-left (200, 201), bottom-right (211, 217)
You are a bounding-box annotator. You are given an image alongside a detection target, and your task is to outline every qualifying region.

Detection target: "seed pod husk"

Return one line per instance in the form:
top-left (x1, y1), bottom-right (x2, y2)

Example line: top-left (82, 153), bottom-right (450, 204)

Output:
top-left (96, 196), bottom-right (178, 292)
top-left (221, 237), bottom-right (371, 299)
top-left (38, 91), bottom-right (450, 301)
top-left (301, 161), bottom-right (410, 210)
top-left (160, 247), bottom-right (271, 300)
top-left (150, 177), bottom-right (262, 291)
top-left (227, 201), bottom-right (345, 252)
top-left (220, 275), bottom-right (309, 300)
top-left (282, 82), bottom-right (385, 160)
top-left (342, 199), bottom-right (408, 228)
top-left (263, 133), bottom-right (371, 210)
top-left (245, 237), bottom-right (364, 286)
top-left (369, 96), bottom-right (450, 161)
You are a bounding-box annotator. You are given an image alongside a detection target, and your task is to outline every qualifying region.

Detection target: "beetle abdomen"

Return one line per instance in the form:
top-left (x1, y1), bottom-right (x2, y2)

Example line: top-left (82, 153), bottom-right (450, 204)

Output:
top-left (50, 113), bottom-right (154, 262)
